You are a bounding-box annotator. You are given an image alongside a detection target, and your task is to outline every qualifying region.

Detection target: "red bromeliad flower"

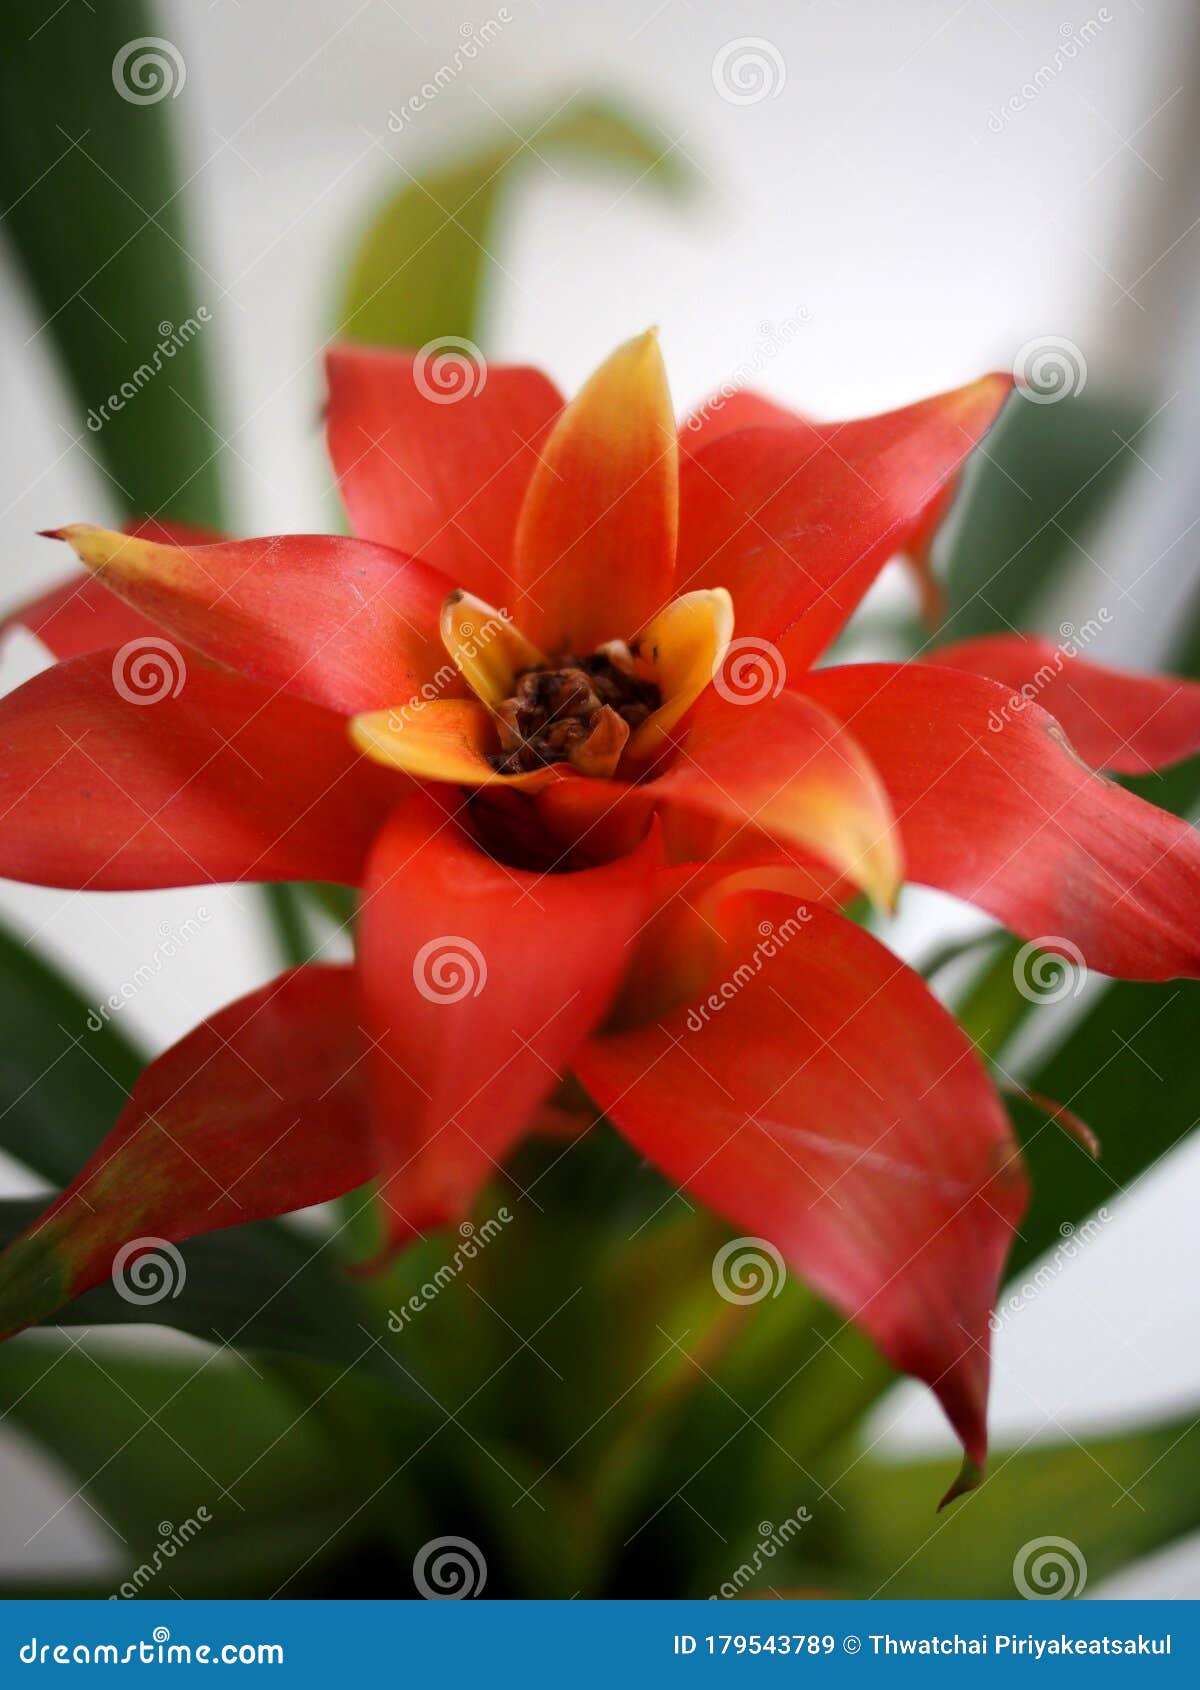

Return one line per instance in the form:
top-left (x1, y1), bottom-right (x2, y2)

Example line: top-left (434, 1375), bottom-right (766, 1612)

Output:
top-left (3, 331), bottom-right (1200, 1495)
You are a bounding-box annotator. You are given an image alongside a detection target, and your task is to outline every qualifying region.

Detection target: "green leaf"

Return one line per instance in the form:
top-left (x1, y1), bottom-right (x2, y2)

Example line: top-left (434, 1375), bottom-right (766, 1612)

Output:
top-left (937, 390), bottom-right (1147, 641)
top-left (824, 1412), bottom-right (1200, 1597)
top-left (0, 921), bottom-right (145, 1185)
top-left (0, 0), bottom-right (225, 526)
top-left (339, 94), bottom-right (689, 347)
top-left (0, 1338), bottom-right (403, 1595)
top-left (0, 1196), bottom-right (434, 1402)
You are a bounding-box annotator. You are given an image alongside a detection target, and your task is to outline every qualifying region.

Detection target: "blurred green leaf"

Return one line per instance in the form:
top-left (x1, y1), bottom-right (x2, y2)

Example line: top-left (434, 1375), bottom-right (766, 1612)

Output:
top-left (0, 0), bottom-right (225, 526)
top-left (0, 922), bottom-right (144, 1184)
top-left (339, 94), bottom-right (689, 347)
top-left (824, 1412), bottom-right (1200, 1597)
top-left (0, 1196), bottom-right (436, 1402)
top-left (0, 1338), bottom-right (403, 1595)
top-left (936, 391), bottom-right (1147, 642)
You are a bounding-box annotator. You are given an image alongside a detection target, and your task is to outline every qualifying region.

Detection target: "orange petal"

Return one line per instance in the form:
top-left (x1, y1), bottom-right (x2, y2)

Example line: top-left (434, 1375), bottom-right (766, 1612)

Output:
top-left (350, 697), bottom-right (558, 790)
top-left (513, 330), bottom-right (679, 652)
top-left (626, 587), bottom-right (734, 766)
top-left (653, 691), bottom-right (903, 911)
top-left (439, 590), bottom-right (546, 709)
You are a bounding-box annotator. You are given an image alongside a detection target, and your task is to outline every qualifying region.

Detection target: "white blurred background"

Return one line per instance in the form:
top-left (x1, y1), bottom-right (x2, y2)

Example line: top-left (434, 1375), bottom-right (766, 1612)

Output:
top-left (2, 0), bottom-right (1199, 1594)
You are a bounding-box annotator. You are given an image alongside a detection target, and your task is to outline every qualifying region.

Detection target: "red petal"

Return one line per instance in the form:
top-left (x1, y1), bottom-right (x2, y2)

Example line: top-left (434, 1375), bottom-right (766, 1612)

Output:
top-left (577, 889), bottom-right (1026, 1469)
top-left (2, 572), bottom-right (162, 662)
top-left (800, 661), bottom-right (1200, 979)
top-left (358, 790), bottom-right (659, 1243)
top-left (928, 634), bottom-right (1200, 774)
top-left (535, 689), bottom-right (902, 909)
top-left (2, 520), bottom-right (221, 661)
top-left (680, 389), bottom-right (799, 452)
top-left (0, 966), bottom-right (372, 1341)
top-left (325, 342), bottom-right (562, 607)
top-left (47, 526), bottom-right (453, 715)
top-left (675, 376), bottom-right (1011, 661)
top-left (0, 650), bottom-right (402, 889)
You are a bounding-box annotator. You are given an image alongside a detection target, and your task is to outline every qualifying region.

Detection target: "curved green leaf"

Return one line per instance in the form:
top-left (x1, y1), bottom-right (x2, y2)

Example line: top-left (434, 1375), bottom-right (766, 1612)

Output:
top-left (339, 95), bottom-right (689, 347)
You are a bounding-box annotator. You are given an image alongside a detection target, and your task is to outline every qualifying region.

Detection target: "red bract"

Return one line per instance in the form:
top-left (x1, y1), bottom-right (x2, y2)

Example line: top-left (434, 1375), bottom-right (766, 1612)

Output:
top-left (4, 331), bottom-right (1200, 1492)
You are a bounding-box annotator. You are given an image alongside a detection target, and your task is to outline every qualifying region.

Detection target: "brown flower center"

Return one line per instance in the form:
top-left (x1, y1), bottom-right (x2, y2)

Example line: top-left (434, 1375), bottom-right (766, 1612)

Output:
top-left (490, 642), bottom-right (661, 777)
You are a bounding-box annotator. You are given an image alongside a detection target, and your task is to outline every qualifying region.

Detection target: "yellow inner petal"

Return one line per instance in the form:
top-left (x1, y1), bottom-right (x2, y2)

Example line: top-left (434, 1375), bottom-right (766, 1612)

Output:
top-left (439, 590), bottom-right (547, 710)
top-left (625, 588), bottom-right (734, 768)
top-left (349, 698), bottom-right (558, 789)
